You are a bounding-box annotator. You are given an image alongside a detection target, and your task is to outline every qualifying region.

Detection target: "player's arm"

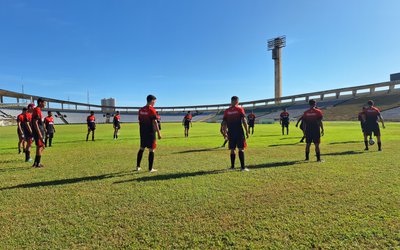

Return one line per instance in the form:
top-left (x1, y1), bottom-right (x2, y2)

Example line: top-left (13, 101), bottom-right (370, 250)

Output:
top-left (319, 119), bottom-right (324, 136)
top-left (378, 114), bottom-right (385, 129)
top-left (221, 120), bottom-right (228, 137)
top-left (182, 118), bottom-right (185, 126)
top-left (17, 119), bottom-right (23, 134)
top-left (295, 116), bottom-right (302, 127)
top-left (53, 124), bottom-right (56, 133)
top-left (153, 119), bottom-right (162, 139)
top-left (242, 116), bottom-right (249, 138)
top-left (44, 121), bottom-right (48, 135)
top-left (26, 120), bottom-right (32, 134)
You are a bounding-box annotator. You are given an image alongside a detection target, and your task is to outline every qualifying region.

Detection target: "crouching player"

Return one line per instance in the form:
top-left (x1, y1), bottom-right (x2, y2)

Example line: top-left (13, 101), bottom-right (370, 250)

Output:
top-left (221, 96), bottom-right (249, 171)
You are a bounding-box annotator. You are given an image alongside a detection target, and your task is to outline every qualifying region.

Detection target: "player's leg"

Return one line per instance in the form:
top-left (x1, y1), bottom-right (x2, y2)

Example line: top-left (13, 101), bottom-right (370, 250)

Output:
top-left (315, 142), bottom-right (321, 162)
top-left (148, 148), bottom-right (156, 172)
top-left (92, 129), bottom-right (95, 141)
top-left (33, 136), bottom-right (45, 167)
top-left (25, 137), bottom-right (32, 162)
top-left (136, 147), bottom-right (145, 171)
top-left (363, 132), bottom-right (369, 150)
top-left (286, 124), bottom-right (289, 135)
top-left (49, 133), bottom-right (53, 147)
top-left (377, 135), bottom-right (382, 151)
top-left (222, 138), bottom-right (228, 147)
top-left (282, 125), bottom-right (284, 135)
top-left (86, 128), bottom-right (90, 141)
top-left (230, 149), bottom-right (236, 169)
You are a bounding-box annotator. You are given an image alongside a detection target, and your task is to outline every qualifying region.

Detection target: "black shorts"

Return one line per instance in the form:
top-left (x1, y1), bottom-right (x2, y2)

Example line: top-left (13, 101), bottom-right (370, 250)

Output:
top-left (140, 132), bottom-right (156, 149)
top-left (364, 123), bottom-right (380, 136)
top-left (46, 133), bottom-right (54, 139)
top-left (17, 128), bottom-right (24, 138)
top-left (114, 123), bottom-right (121, 129)
top-left (184, 122), bottom-right (190, 129)
top-left (33, 127), bottom-right (45, 147)
top-left (88, 125), bottom-right (96, 131)
top-left (281, 121), bottom-right (289, 127)
top-left (248, 122), bottom-right (254, 128)
top-left (22, 128), bottom-right (32, 140)
top-left (305, 129), bottom-right (321, 144)
top-left (228, 132), bottom-right (247, 150)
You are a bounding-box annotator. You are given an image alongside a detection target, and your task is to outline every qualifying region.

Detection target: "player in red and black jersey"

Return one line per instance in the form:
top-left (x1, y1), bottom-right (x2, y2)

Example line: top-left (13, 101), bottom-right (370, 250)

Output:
top-left (22, 104), bottom-right (35, 162)
top-left (44, 111), bottom-right (56, 147)
top-left (16, 107), bottom-right (27, 154)
top-left (221, 96), bottom-right (250, 171)
top-left (247, 111), bottom-right (256, 134)
top-left (31, 98), bottom-right (47, 167)
top-left (182, 111), bottom-right (192, 137)
top-left (357, 107), bottom-right (371, 141)
top-left (362, 100), bottom-right (385, 151)
top-left (280, 108), bottom-right (290, 135)
top-left (303, 100), bottom-right (324, 162)
top-left (295, 115), bottom-right (306, 143)
top-left (113, 111), bottom-right (121, 140)
top-left (136, 95), bottom-right (162, 172)
top-left (86, 111), bottom-right (96, 141)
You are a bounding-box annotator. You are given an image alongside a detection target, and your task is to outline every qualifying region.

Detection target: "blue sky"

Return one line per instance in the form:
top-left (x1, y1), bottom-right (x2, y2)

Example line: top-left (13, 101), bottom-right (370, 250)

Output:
top-left (0, 0), bottom-right (399, 106)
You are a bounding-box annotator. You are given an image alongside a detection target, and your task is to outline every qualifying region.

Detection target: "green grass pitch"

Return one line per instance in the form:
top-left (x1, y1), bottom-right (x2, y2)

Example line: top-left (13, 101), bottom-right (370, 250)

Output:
top-left (0, 122), bottom-right (399, 249)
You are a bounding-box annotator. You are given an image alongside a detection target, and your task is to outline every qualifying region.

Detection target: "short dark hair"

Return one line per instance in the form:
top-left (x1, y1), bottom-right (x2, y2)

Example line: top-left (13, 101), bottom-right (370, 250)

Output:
top-left (116, 111), bottom-right (120, 114)
top-left (187, 111), bottom-right (191, 113)
top-left (37, 97), bottom-right (45, 104)
top-left (22, 107), bottom-right (27, 111)
top-left (231, 96), bottom-right (239, 102)
top-left (48, 111), bottom-right (52, 115)
top-left (147, 95), bottom-right (156, 103)
top-left (367, 100), bottom-right (374, 106)
top-left (309, 99), bottom-right (316, 106)
top-left (90, 111), bottom-right (94, 114)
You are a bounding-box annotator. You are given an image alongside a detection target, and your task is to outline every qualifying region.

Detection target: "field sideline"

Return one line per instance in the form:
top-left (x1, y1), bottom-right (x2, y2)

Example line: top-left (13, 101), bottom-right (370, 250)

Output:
top-left (0, 122), bottom-right (399, 249)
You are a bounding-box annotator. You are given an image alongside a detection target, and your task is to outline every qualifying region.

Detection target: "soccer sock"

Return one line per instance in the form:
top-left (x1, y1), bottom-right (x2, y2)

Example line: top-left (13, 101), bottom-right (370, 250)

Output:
top-left (364, 140), bottom-right (369, 149)
top-left (36, 155), bottom-right (41, 165)
top-left (45, 138), bottom-right (48, 147)
top-left (148, 151), bottom-right (154, 171)
top-left (305, 151), bottom-right (310, 160)
top-left (230, 153), bottom-right (235, 168)
top-left (222, 139), bottom-right (228, 147)
top-left (238, 151), bottom-right (245, 169)
top-left (378, 142), bottom-right (382, 150)
top-left (86, 134), bottom-right (89, 141)
top-left (316, 152), bottom-right (321, 161)
top-left (49, 138), bottom-right (52, 147)
top-left (137, 149), bottom-right (144, 167)
top-left (25, 151), bottom-right (30, 161)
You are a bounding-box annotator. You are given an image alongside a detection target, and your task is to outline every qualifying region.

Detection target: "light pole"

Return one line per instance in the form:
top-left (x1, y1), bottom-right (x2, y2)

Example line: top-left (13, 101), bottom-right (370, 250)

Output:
top-left (267, 36), bottom-right (286, 103)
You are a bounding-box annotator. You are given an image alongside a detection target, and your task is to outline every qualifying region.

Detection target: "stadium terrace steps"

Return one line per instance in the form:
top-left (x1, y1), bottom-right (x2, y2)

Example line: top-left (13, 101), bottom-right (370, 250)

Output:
top-left (322, 92), bottom-right (400, 120)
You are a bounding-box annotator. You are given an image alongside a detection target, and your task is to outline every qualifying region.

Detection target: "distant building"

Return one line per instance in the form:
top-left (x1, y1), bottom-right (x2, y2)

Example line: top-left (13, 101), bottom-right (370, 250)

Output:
top-left (101, 98), bottom-right (116, 113)
top-left (390, 72), bottom-right (400, 81)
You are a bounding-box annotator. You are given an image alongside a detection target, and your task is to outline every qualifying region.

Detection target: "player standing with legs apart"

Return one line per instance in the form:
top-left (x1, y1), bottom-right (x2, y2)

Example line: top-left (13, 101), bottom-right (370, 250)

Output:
top-left (17, 107), bottom-right (27, 154)
top-left (182, 111), bottom-right (192, 137)
top-left (113, 111), bottom-right (121, 140)
top-left (303, 100), bottom-right (324, 162)
top-left (86, 111), bottom-right (96, 141)
top-left (136, 95), bottom-right (162, 172)
top-left (247, 111), bottom-right (256, 135)
top-left (31, 98), bottom-right (47, 168)
top-left (362, 100), bottom-right (385, 151)
top-left (221, 96), bottom-right (249, 171)
top-left (44, 111), bottom-right (56, 147)
top-left (23, 104), bottom-right (34, 162)
top-left (280, 108), bottom-right (290, 135)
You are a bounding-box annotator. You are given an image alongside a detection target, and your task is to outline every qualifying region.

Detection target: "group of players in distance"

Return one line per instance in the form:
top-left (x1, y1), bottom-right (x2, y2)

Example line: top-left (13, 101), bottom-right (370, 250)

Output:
top-left (15, 95), bottom-right (385, 171)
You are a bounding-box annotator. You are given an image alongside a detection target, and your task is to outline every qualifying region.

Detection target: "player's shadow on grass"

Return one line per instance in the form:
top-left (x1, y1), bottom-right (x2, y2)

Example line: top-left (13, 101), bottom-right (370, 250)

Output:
top-left (268, 142), bottom-right (301, 147)
top-left (321, 150), bottom-right (363, 156)
top-left (115, 160), bottom-right (301, 183)
top-left (0, 171), bottom-right (132, 190)
top-left (173, 147), bottom-right (222, 154)
top-left (328, 141), bottom-right (360, 145)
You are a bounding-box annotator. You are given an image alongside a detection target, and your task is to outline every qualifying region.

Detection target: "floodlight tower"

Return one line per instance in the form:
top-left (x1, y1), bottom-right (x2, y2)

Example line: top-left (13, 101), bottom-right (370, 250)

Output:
top-left (267, 36), bottom-right (286, 102)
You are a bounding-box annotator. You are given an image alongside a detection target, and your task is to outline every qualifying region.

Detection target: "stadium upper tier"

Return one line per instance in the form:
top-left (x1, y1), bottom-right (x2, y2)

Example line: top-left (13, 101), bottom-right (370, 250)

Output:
top-left (1, 80), bottom-right (400, 125)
